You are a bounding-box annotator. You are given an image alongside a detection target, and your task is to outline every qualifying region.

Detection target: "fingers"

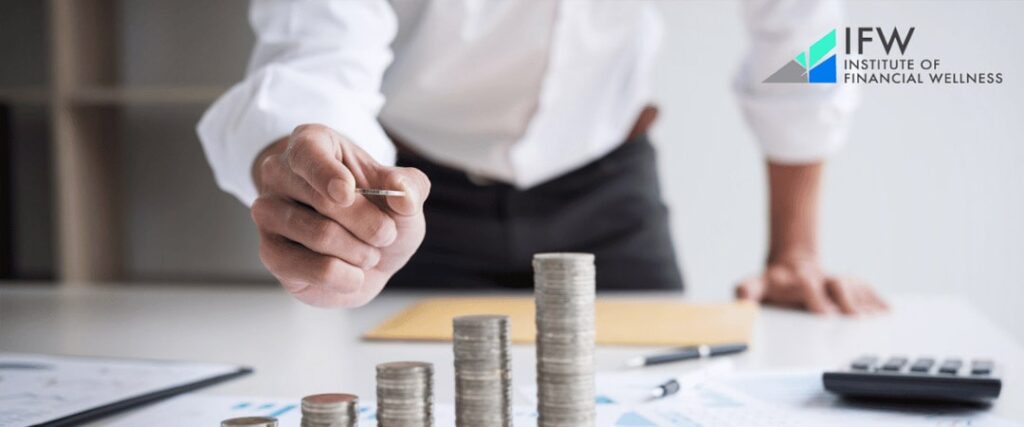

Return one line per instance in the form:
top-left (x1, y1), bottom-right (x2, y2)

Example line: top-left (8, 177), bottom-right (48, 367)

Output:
top-left (868, 288), bottom-right (890, 312)
top-left (284, 124), bottom-right (357, 206)
top-left (260, 156), bottom-right (398, 248)
top-left (735, 275), bottom-right (767, 301)
top-left (257, 231), bottom-right (366, 308)
top-left (252, 197), bottom-right (381, 269)
top-left (333, 196), bottom-right (398, 247)
top-left (826, 277), bottom-right (890, 315)
top-left (855, 278), bottom-right (889, 313)
top-left (800, 280), bottom-right (838, 315)
top-left (258, 153), bottom-right (328, 207)
top-left (380, 167), bottom-right (431, 217)
top-left (825, 277), bottom-right (859, 315)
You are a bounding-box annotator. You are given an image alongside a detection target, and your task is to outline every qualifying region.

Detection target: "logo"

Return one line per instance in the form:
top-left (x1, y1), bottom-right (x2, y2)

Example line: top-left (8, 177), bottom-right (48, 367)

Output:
top-left (764, 29), bottom-right (837, 84)
top-left (761, 27), bottom-right (1004, 86)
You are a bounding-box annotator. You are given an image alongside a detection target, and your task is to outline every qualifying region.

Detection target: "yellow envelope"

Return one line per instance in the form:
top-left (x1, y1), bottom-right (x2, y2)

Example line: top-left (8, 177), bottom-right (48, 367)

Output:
top-left (364, 297), bottom-right (758, 347)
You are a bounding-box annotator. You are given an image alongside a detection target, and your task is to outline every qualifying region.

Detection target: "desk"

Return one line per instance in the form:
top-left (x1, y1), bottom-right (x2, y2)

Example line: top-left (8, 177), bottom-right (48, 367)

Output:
top-left (1, 283), bottom-right (1022, 424)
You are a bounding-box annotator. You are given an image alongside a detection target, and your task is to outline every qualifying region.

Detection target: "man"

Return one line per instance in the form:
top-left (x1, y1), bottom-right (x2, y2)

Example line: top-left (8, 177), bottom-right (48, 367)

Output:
top-left (198, 0), bottom-right (888, 314)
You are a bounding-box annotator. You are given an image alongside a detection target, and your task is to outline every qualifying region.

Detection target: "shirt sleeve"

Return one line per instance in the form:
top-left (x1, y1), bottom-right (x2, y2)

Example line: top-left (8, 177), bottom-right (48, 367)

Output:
top-left (197, 0), bottom-right (398, 206)
top-left (734, 0), bottom-right (859, 164)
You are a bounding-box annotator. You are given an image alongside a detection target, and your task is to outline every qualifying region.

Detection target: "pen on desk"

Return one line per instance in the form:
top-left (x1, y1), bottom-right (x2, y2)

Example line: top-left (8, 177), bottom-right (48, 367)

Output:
top-left (647, 377), bottom-right (684, 400)
top-left (624, 343), bottom-right (748, 368)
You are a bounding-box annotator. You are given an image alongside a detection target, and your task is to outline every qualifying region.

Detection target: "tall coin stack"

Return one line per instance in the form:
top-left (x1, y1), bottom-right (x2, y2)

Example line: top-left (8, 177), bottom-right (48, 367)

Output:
top-left (453, 314), bottom-right (512, 427)
top-left (533, 252), bottom-right (596, 427)
top-left (376, 361), bottom-right (434, 427)
top-left (301, 393), bottom-right (359, 427)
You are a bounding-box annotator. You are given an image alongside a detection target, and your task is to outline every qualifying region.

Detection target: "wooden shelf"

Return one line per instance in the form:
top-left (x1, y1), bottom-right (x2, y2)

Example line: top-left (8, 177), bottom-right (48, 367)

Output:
top-left (0, 86), bottom-right (50, 106)
top-left (70, 86), bottom-right (227, 106)
top-left (40, 0), bottom-right (229, 282)
top-left (0, 86), bottom-right (228, 107)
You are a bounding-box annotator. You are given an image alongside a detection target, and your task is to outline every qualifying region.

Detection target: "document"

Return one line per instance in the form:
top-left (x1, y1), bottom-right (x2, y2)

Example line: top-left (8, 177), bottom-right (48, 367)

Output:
top-left (0, 352), bottom-right (249, 427)
top-left (364, 297), bottom-right (757, 346)
top-left (584, 368), bottom-right (1021, 427)
top-left (102, 366), bottom-right (1021, 426)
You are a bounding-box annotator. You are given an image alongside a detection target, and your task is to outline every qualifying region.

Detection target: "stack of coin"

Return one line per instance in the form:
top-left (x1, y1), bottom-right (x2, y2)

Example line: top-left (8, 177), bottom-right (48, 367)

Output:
top-left (533, 252), bottom-right (596, 427)
top-left (376, 361), bottom-right (434, 426)
top-left (452, 314), bottom-right (512, 426)
top-left (221, 416), bottom-right (278, 427)
top-left (301, 393), bottom-right (359, 427)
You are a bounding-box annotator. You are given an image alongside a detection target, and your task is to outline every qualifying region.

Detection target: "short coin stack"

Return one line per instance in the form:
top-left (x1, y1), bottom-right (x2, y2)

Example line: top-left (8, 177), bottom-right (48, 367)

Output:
top-left (301, 393), bottom-right (359, 427)
top-left (376, 361), bottom-right (434, 427)
top-left (533, 252), bottom-right (596, 427)
top-left (452, 314), bottom-right (512, 426)
top-left (221, 416), bottom-right (278, 427)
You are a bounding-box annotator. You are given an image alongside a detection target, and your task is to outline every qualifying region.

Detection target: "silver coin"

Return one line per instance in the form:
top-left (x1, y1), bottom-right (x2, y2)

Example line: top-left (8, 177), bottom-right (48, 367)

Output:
top-left (222, 416), bottom-right (279, 427)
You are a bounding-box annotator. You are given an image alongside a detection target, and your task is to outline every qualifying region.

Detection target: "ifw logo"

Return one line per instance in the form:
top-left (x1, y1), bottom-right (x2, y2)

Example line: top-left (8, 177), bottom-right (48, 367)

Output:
top-left (764, 29), bottom-right (837, 84)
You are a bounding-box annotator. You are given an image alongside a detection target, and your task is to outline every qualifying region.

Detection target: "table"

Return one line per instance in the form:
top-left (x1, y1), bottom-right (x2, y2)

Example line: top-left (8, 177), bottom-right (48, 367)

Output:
top-left (1, 283), bottom-right (1022, 424)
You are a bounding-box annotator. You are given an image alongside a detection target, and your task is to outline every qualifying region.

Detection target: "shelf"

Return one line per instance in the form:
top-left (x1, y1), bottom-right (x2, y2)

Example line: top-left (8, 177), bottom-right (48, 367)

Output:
top-left (0, 86), bottom-right (50, 106)
top-left (0, 86), bottom-right (230, 107)
top-left (69, 86), bottom-right (228, 106)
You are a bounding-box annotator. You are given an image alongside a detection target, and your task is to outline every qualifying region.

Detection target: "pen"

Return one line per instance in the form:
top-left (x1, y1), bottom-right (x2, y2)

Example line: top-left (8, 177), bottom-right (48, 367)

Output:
top-left (647, 377), bottom-right (683, 400)
top-left (624, 343), bottom-right (748, 368)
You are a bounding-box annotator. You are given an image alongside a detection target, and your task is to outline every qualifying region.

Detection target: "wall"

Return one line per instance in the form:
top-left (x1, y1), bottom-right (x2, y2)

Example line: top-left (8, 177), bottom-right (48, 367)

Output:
top-left (117, 0), bottom-right (266, 280)
top-left (651, 1), bottom-right (1024, 341)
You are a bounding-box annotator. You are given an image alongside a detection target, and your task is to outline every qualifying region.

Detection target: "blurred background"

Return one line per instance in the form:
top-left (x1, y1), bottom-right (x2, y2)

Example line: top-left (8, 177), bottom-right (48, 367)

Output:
top-left (1, 1), bottom-right (1021, 341)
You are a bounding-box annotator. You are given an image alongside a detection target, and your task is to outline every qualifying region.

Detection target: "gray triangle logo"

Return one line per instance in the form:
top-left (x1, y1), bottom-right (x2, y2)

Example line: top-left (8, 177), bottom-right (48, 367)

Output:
top-left (763, 60), bottom-right (807, 83)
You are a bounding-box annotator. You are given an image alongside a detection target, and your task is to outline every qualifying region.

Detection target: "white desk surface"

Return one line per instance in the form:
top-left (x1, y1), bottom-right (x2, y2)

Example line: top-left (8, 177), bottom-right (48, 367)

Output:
top-left (1, 283), bottom-right (1022, 424)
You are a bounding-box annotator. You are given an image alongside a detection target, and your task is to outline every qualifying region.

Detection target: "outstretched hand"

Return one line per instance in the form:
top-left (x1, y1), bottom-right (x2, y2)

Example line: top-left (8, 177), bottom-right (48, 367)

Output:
top-left (251, 124), bottom-right (430, 308)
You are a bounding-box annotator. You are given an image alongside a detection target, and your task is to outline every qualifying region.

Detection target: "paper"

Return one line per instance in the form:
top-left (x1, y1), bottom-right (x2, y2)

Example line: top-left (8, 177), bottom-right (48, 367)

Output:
top-left (106, 369), bottom-right (1020, 427)
top-left (0, 352), bottom-right (247, 427)
top-left (582, 369), bottom-right (1020, 427)
top-left (711, 370), bottom-right (1020, 427)
top-left (364, 297), bottom-right (757, 346)
top-left (104, 393), bottom-right (708, 426)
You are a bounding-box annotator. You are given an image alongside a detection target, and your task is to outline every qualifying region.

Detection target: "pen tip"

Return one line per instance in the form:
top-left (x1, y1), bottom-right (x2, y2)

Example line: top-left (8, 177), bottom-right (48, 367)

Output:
top-left (624, 357), bottom-right (644, 368)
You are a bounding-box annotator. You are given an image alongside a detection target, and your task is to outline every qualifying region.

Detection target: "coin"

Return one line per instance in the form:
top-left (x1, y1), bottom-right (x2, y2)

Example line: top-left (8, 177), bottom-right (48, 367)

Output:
top-left (356, 188), bottom-right (406, 197)
top-left (221, 416), bottom-right (279, 427)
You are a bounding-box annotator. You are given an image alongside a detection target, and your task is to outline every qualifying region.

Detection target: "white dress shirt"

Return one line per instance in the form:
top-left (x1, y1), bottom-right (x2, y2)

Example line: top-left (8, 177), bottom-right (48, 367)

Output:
top-left (198, 0), bottom-right (857, 206)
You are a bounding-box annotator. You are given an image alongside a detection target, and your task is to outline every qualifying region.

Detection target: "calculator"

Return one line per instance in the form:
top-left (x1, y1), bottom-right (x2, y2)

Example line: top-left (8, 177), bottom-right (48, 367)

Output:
top-left (823, 355), bottom-right (1002, 403)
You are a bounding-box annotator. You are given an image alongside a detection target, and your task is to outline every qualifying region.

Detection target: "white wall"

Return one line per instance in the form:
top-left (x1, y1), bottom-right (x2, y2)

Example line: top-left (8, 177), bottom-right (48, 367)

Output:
top-left (651, 1), bottom-right (1024, 341)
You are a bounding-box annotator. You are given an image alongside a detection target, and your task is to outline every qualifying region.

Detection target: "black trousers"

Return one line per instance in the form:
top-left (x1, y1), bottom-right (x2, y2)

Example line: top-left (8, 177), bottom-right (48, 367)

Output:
top-left (390, 135), bottom-right (683, 291)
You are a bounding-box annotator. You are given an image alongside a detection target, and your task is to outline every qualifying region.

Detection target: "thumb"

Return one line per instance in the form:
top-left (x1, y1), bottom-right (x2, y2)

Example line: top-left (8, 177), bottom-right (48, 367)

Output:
top-left (380, 167), bottom-right (431, 217)
top-left (287, 125), bottom-right (357, 206)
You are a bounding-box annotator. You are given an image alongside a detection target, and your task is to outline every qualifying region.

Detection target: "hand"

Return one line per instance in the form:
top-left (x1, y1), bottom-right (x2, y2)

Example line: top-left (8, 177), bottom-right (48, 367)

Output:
top-left (250, 124), bottom-right (430, 308)
top-left (735, 255), bottom-right (888, 315)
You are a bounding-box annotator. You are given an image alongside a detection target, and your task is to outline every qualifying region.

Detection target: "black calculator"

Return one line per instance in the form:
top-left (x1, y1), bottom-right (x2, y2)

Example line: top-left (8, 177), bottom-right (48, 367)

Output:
top-left (823, 355), bottom-right (1002, 403)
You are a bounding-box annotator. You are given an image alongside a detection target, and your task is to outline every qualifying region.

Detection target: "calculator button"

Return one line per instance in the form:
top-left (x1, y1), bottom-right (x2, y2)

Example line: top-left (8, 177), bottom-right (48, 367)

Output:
top-left (971, 360), bottom-right (994, 375)
top-left (939, 359), bottom-right (963, 374)
top-left (881, 357), bottom-right (908, 371)
top-left (910, 358), bottom-right (935, 373)
top-left (850, 355), bottom-right (878, 370)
